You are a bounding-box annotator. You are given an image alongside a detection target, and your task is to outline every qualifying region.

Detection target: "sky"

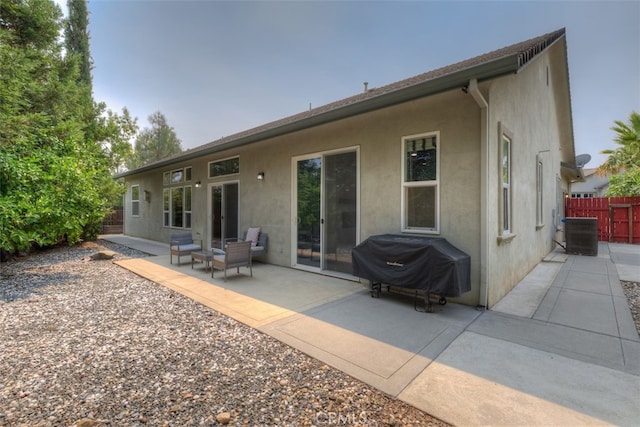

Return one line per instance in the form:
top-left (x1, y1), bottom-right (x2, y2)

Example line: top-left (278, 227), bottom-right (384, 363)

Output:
top-left (57, 0), bottom-right (639, 168)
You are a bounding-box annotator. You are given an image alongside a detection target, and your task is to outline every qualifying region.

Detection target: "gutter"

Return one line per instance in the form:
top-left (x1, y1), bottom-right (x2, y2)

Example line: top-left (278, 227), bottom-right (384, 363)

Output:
top-left (468, 78), bottom-right (490, 311)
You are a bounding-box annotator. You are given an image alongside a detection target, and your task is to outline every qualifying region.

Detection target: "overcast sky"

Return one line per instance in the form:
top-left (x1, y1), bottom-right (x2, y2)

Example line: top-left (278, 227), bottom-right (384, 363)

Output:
top-left (59, 1), bottom-right (639, 168)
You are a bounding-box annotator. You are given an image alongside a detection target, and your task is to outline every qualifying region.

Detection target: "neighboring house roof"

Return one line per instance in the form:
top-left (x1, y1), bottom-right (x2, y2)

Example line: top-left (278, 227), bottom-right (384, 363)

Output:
top-left (117, 28), bottom-right (568, 178)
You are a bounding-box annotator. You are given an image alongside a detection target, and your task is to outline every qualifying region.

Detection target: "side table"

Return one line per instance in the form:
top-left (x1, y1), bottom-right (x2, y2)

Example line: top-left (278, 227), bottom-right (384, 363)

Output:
top-left (191, 250), bottom-right (214, 272)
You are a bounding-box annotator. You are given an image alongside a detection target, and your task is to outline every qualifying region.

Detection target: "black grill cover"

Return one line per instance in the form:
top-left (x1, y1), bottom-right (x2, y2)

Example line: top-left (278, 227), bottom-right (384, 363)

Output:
top-left (352, 234), bottom-right (471, 297)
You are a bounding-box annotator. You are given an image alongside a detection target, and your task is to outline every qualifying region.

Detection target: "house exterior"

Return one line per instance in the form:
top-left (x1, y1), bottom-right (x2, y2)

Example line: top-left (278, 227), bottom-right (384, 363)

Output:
top-left (117, 28), bottom-right (579, 309)
top-left (570, 168), bottom-right (610, 198)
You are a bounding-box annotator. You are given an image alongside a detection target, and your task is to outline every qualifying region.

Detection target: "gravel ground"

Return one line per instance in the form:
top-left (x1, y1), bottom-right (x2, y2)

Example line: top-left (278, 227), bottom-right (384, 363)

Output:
top-left (621, 281), bottom-right (640, 335)
top-left (0, 241), bottom-right (448, 427)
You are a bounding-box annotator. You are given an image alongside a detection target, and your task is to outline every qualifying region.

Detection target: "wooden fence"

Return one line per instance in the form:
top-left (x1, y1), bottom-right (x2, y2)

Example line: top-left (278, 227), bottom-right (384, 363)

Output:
top-left (102, 206), bottom-right (123, 234)
top-left (565, 197), bottom-right (640, 243)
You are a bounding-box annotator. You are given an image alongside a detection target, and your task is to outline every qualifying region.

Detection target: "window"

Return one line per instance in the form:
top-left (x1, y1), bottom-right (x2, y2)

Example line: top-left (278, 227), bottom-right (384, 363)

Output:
top-left (536, 158), bottom-right (543, 227)
top-left (571, 192), bottom-right (594, 199)
top-left (184, 186), bottom-right (192, 229)
top-left (171, 169), bottom-right (183, 184)
top-left (500, 128), bottom-right (512, 236)
top-left (402, 133), bottom-right (439, 232)
top-left (162, 166), bottom-right (192, 229)
top-left (131, 185), bottom-right (140, 217)
top-left (171, 187), bottom-right (184, 227)
top-left (163, 189), bottom-right (170, 227)
top-left (209, 156), bottom-right (239, 178)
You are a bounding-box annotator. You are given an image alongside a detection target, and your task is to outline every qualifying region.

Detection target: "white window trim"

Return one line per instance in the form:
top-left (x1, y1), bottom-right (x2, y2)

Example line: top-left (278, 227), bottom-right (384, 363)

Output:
top-left (208, 155), bottom-right (240, 179)
top-left (163, 188), bottom-right (170, 227)
top-left (164, 185), bottom-right (192, 229)
top-left (401, 131), bottom-right (440, 234)
top-left (536, 156), bottom-right (544, 229)
top-left (498, 124), bottom-right (515, 243)
top-left (131, 185), bottom-right (140, 217)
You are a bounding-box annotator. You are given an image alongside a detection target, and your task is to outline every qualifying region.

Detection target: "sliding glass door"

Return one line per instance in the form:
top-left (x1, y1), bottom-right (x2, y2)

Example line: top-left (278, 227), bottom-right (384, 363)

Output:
top-left (210, 182), bottom-right (238, 249)
top-left (294, 149), bottom-right (358, 275)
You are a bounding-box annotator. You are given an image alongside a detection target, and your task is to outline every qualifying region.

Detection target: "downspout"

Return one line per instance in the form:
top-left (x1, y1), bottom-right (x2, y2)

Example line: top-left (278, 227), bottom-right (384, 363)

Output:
top-left (468, 79), bottom-right (490, 310)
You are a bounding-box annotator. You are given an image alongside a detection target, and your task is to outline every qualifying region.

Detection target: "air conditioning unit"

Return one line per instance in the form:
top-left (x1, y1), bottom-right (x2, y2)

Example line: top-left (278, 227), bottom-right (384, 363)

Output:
top-left (565, 217), bottom-right (598, 256)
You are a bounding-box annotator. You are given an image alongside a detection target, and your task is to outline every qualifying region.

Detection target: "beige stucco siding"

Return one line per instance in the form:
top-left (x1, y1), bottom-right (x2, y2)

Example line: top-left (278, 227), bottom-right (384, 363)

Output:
top-left (484, 44), bottom-right (571, 306)
top-left (123, 89), bottom-right (483, 305)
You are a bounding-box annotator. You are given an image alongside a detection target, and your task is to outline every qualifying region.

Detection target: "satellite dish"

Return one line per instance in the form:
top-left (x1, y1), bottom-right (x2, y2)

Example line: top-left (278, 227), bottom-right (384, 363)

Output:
top-left (575, 154), bottom-right (591, 168)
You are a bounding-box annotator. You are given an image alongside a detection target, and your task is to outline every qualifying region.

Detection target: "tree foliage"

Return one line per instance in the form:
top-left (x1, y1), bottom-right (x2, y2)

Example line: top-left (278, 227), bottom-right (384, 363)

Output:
top-left (605, 168), bottom-right (640, 197)
top-left (64, 0), bottom-right (91, 88)
top-left (128, 111), bottom-right (182, 169)
top-left (98, 106), bottom-right (138, 175)
top-left (598, 112), bottom-right (640, 197)
top-left (598, 111), bottom-right (640, 175)
top-left (0, 0), bottom-right (126, 252)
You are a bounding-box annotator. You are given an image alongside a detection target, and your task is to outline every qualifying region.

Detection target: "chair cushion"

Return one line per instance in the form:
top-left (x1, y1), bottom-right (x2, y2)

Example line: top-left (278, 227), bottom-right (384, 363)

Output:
top-left (251, 246), bottom-right (264, 252)
top-left (245, 227), bottom-right (261, 247)
top-left (171, 243), bottom-right (201, 252)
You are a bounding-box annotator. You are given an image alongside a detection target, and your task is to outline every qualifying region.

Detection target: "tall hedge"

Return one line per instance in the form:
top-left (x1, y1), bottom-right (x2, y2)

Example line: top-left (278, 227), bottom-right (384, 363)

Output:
top-left (0, 0), bottom-right (121, 252)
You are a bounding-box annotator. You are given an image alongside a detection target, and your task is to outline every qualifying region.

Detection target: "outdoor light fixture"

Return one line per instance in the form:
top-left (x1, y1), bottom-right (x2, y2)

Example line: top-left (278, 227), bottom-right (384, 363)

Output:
top-left (195, 181), bottom-right (202, 188)
top-left (144, 190), bottom-right (151, 202)
top-left (256, 172), bottom-right (265, 181)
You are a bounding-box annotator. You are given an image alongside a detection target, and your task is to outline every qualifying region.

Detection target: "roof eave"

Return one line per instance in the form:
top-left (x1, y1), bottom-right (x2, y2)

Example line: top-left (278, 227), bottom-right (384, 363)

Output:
top-left (115, 55), bottom-right (520, 178)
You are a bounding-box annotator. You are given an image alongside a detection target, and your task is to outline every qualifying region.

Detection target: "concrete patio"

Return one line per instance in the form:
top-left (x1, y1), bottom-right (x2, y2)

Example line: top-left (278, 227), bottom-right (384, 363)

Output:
top-left (102, 234), bottom-right (640, 426)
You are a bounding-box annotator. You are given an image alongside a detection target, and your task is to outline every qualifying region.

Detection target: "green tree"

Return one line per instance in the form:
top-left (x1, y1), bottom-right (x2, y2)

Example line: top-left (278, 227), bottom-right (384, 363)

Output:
top-left (64, 0), bottom-right (91, 88)
top-left (598, 112), bottom-right (640, 197)
top-left (98, 106), bottom-right (138, 174)
top-left (598, 111), bottom-right (640, 175)
top-left (605, 168), bottom-right (640, 197)
top-left (0, 0), bottom-right (124, 252)
top-left (129, 111), bottom-right (182, 168)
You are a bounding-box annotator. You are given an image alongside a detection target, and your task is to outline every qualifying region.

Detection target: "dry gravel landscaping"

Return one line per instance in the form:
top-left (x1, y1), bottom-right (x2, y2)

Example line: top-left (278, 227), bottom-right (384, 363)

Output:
top-left (0, 241), bottom-right (449, 427)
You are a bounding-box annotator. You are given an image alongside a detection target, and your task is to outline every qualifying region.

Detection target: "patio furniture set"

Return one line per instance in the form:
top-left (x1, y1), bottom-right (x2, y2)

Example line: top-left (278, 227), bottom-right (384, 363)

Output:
top-left (170, 227), bottom-right (268, 282)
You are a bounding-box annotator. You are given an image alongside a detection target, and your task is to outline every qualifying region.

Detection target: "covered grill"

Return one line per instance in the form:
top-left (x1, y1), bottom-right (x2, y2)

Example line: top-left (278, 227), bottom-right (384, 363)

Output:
top-left (352, 234), bottom-right (471, 311)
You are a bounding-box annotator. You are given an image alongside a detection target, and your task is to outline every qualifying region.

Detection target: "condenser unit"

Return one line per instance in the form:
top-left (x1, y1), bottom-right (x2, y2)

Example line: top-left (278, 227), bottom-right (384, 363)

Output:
top-left (565, 217), bottom-right (598, 256)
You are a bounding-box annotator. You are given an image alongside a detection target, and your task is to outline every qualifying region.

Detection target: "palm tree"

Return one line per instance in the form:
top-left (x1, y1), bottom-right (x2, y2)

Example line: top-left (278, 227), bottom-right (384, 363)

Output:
top-left (598, 111), bottom-right (640, 175)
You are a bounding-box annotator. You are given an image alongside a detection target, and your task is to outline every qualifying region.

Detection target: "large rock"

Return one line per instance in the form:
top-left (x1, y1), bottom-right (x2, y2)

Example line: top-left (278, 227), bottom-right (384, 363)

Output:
top-left (216, 412), bottom-right (231, 424)
top-left (89, 250), bottom-right (117, 260)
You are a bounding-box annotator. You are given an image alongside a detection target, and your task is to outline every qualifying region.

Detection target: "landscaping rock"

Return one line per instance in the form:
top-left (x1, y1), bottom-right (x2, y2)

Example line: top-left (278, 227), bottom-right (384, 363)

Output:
top-left (216, 411), bottom-right (231, 424)
top-left (0, 240), bottom-right (451, 426)
top-left (89, 250), bottom-right (117, 260)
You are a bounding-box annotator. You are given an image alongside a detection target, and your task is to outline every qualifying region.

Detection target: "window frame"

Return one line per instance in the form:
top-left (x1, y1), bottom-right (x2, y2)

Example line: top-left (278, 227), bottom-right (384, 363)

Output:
top-left (131, 184), bottom-right (140, 217)
top-left (209, 156), bottom-right (240, 179)
top-left (162, 165), bottom-right (193, 229)
top-left (498, 124), bottom-right (514, 241)
top-left (536, 156), bottom-right (544, 228)
top-left (401, 131), bottom-right (440, 234)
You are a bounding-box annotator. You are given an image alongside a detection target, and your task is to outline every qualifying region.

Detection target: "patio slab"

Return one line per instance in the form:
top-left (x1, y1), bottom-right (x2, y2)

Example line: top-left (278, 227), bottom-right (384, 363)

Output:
top-left (398, 332), bottom-right (639, 427)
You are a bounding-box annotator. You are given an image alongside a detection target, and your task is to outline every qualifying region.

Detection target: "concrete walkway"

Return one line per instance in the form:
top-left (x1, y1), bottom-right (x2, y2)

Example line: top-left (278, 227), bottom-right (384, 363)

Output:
top-left (101, 235), bottom-right (640, 426)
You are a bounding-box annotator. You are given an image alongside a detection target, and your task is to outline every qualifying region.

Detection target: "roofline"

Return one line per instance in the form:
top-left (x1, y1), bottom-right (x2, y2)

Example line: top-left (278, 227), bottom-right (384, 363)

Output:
top-left (116, 30), bottom-right (565, 178)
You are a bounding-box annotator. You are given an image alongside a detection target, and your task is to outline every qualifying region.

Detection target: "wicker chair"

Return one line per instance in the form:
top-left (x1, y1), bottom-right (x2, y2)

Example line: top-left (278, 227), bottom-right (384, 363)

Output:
top-left (212, 241), bottom-right (253, 282)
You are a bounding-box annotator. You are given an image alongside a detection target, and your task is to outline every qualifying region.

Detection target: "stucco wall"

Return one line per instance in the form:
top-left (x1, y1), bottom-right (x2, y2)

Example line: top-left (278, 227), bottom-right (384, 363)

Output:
top-left (483, 41), bottom-right (572, 307)
top-left (123, 89), bottom-right (483, 306)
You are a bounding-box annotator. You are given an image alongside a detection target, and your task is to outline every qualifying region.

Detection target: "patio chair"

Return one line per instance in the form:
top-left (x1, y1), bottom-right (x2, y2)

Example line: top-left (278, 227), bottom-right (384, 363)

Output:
top-left (170, 233), bottom-right (201, 266)
top-left (225, 227), bottom-right (268, 259)
top-left (212, 240), bottom-right (253, 282)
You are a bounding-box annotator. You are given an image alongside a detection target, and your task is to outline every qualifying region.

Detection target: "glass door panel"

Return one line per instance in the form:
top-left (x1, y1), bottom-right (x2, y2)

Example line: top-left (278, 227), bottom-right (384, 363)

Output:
top-left (212, 186), bottom-right (222, 248)
top-left (294, 151), bottom-right (357, 274)
top-left (323, 151), bottom-right (357, 274)
top-left (211, 182), bottom-right (239, 249)
top-left (224, 183), bottom-right (239, 243)
top-left (296, 158), bottom-right (321, 268)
